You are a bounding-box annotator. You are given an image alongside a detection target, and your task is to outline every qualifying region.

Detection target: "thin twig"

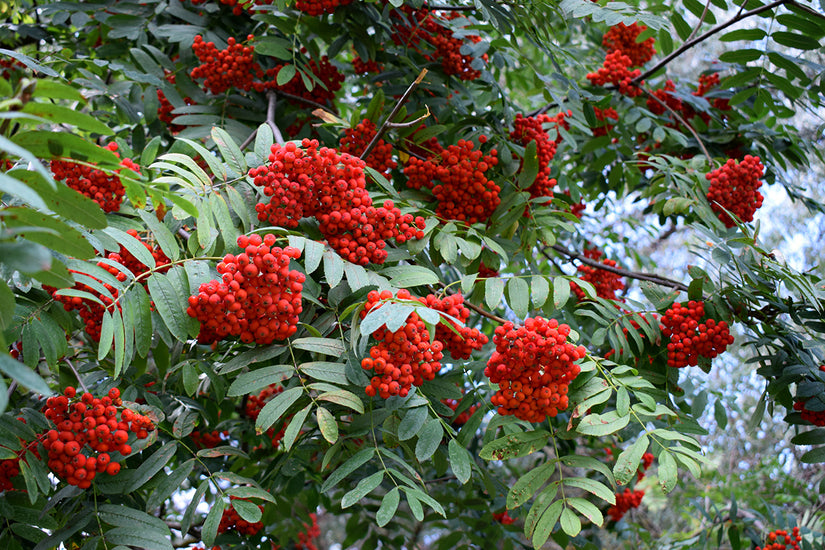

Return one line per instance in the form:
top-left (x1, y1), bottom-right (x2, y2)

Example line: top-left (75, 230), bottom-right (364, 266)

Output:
top-left (265, 90), bottom-right (285, 146)
top-left (424, 4), bottom-right (476, 10)
top-left (463, 297), bottom-right (508, 324)
top-left (7, 380), bottom-right (17, 400)
top-left (361, 69), bottom-right (429, 161)
top-left (637, 85), bottom-right (713, 163)
top-left (239, 128), bottom-right (258, 151)
top-left (277, 90), bottom-right (333, 113)
top-left (686, 0), bottom-right (714, 42)
top-left (634, 0), bottom-right (792, 83)
top-left (178, 228), bottom-right (191, 240)
top-left (64, 359), bottom-right (89, 393)
top-left (788, 0), bottom-right (825, 21)
top-left (545, 244), bottom-right (690, 293)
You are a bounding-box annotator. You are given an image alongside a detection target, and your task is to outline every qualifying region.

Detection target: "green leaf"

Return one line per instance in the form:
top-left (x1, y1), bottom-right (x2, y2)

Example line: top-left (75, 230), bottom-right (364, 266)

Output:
top-left (2, 207), bottom-right (94, 259)
top-left (147, 459), bottom-right (194, 511)
top-left (299, 362), bottom-right (348, 385)
top-left (201, 497), bottom-right (225, 548)
top-left (376, 487), bottom-right (400, 527)
top-left (8, 168), bottom-right (107, 228)
top-left (800, 446), bottom-right (825, 464)
top-left (256, 387), bottom-right (302, 433)
top-left (531, 498), bottom-right (563, 549)
top-left (106, 528), bottom-right (174, 550)
top-left (323, 249), bottom-right (344, 287)
top-left (567, 497), bottom-right (603, 527)
top-left (321, 447), bottom-right (374, 492)
top-left (105, 226), bottom-right (156, 270)
top-left (22, 103), bottom-right (112, 135)
top-left (226, 486), bottom-right (276, 503)
top-left (282, 403), bottom-right (311, 451)
top-left (398, 406), bottom-right (429, 441)
top-left (553, 276), bottom-right (570, 308)
top-left (98, 504), bottom-right (171, 533)
top-left (560, 506), bottom-right (581, 536)
top-left (658, 449), bottom-right (678, 492)
top-left (137, 211), bottom-right (179, 262)
top-left (517, 141), bottom-right (539, 190)
top-left (531, 275), bottom-right (549, 309)
top-left (415, 418), bottom-right (443, 462)
top-left (277, 64), bottom-right (297, 86)
top-left (318, 389), bottom-right (364, 414)
top-left (718, 49), bottom-right (763, 63)
top-left (232, 499), bottom-right (262, 523)
top-left (485, 277), bottom-right (505, 310)
top-left (614, 434), bottom-right (649, 485)
top-left (479, 430), bottom-right (550, 461)
top-left (0, 353), bottom-right (52, 395)
top-left (448, 439), bottom-right (472, 484)
top-left (146, 272), bottom-right (191, 342)
top-left (507, 461), bottom-right (556, 509)
top-left (227, 365), bottom-right (292, 396)
top-left (507, 277), bottom-right (530, 319)
top-left (211, 127), bottom-right (246, 175)
top-left (772, 31), bottom-right (821, 50)
top-left (292, 337), bottom-right (346, 356)
top-left (382, 265), bottom-right (439, 288)
top-left (303, 239), bottom-right (324, 274)
top-left (576, 411), bottom-right (630, 436)
top-left (563, 477), bottom-right (615, 505)
top-left (720, 28), bottom-right (767, 42)
top-left (197, 446), bottom-right (250, 459)
top-left (125, 442), bottom-right (177, 492)
top-left (342, 471), bottom-right (384, 508)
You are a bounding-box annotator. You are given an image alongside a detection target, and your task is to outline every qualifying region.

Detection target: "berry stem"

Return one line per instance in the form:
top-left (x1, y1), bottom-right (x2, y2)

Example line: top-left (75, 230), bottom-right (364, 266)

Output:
top-left (636, 85), bottom-right (713, 163)
top-left (360, 69), bottom-right (428, 161)
top-left (63, 358), bottom-right (89, 393)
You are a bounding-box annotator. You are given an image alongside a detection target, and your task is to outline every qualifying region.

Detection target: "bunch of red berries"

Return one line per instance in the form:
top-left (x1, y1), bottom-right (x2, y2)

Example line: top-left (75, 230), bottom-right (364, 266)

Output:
top-left (416, 293), bottom-right (488, 359)
top-left (637, 451), bottom-right (655, 482)
top-left (190, 35), bottom-right (264, 95)
top-left (660, 300), bottom-right (734, 368)
top-left (352, 55), bottom-right (382, 74)
top-left (478, 261), bottom-right (499, 278)
top-left (646, 79), bottom-right (682, 116)
top-left (591, 106), bottom-right (619, 136)
top-left (403, 137), bottom-right (500, 224)
top-left (570, 248), bottom-right (625, 302)
top-left (562, 190), bottom-right (586, 218)
top-left (587, 50), bottom-right (643, 97)
top-left (510, 114), bottom-right (559, 206)
top-left (295, 0), bottom-right (352, 15)
top-left (360, 290), bottom-right (445, 399)
top-left (339, 118), bottom-right (397, 176)
top-left (190, 430), bottom-right (225, 449)
top-left (601, 23), bottom-right (656, 67)
top-left (607, 488), bottom-right (644, 522)
top-left (272, 513), bottom-right (320, 550)
top-left (108, 229), bottom-right (171, 281)
top-left (249, 140), bottom-right (425, 265)
top-left (218, 497), bottom-right (264, 536)
top-left (157, 90), bottom-right (195, 133)
top-left (756, 527), bottom-right (802, 550)
top-left (441, 396), bottom-right (478, 426)
top-left (259, 56), bottom-right (344, 105)
top-left (42, 387), bottom-right (154, 488)
top-left (705, 155), bottom-right (765, 228)
top-left (0, 419), bottom-right (40, 492)
top-left (51, 143), bottom-right (136, 213)
top-left (492, 511), bottom-right (516, 525)
top-left (794, 367), bottom-right (825, 426)
top-left (485, 317), bottom-right (586, 422)
top-left (243, 383), bottom-right (289, 449)
top-left (187, 234), bottom-right (305, 345)
top-left (695, 72), bottom-right (720, 96)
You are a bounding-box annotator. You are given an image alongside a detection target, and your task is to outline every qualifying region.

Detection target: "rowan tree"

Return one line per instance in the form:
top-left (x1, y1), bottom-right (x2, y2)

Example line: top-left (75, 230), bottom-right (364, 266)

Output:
top-left (1, 1), bottom-right (825, 549)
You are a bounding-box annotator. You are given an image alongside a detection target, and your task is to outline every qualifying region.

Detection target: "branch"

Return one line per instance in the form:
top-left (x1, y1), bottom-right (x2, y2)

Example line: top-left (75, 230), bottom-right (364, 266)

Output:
top-left (423, 4), bottom-right (476, 10)
top-left (64, 358), bottom-right (89, 393)
top-left (686, 0), bottom-right (714, 42)
top-left (434, 280), bottom-right (507, 324)
top-left (361, 69), bottom-right (428, 161)
top-left (788, 0), bottom-right (825, 22)
top-left (266, 90), bottom-right (285, 146)
top-left (546, 244), bottom-right (690, 293)
top-left (634, 0), bottom-right (792, 83)
top-left (636, 84), bottom-right (713, 163)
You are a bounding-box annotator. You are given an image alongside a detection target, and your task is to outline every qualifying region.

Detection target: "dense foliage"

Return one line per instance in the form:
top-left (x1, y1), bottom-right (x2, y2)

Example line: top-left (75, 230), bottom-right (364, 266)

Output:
top-left (1, 0), bottom-right (825, 548)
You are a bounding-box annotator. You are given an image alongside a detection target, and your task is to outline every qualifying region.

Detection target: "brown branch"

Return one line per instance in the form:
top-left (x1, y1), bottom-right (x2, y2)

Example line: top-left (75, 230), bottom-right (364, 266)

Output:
top-left (546, 244), bottom-right (690, 293)
top-left (276, 90), bottom-right (333, 114)
top-left (64, 359), bottom-right (89, 393)
top-left (266, 90), bottom-right (285, 146)
top-left (788, 0), bottom-right (825, 22)
top-left (434, 280), bottom-right (507, 324)
top-left (423, 4), bottom-right (476, 11)
top-left (361, 69), bottom-right (428, 161)
top-left (634, 0), bottom-right (792, 83)
top-left (636, 85), bottom-right (713, 163)
top-left (686, 0), bottom-right (714, 42)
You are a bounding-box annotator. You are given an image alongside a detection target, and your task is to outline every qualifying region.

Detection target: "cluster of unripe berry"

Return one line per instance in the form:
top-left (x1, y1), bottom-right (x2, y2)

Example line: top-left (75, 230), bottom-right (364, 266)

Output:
top-left (191, 35), bottom-right (264, 95)
top-left (587, 50), bottom-right (643, 97)
top-left (42, 387), bottom-right (154, 488)
top-left (339, 118), bottom-right (397, 176)
top-left (601, 22), bottom-right (656, 67)
top-left (570, 248), bottom-right (625, 302)
top-left (510, 113), bottom-right (561, 207)
top-left (756, 527), bottom-right (802, 550)
top-left (403, 136), bottom-right (500, 225)
top-left (389, 4), bottom-right (487, 81)
top-left (218, 497), bottom-right (264, 535)
top-left (51, 142), bottom-right (136, 213)
top-left (705, 155), bottom-right (765, 228)
top-left (249, 140), bottom-right (425, 265)
top-left (187, 234), bottom-right (305, 345)
top-left (607, 488), bottom-right (645, 522)
top-left (485, 317), bottom-right (586, 422)
top-left (360, 290), bottom-right (445, 399)
top-left (794, 365), bottom-right (825, 426)
top-left (244, 383), bottom-right (288, 448)
top-left (660, 301), bottom-right (734, 368)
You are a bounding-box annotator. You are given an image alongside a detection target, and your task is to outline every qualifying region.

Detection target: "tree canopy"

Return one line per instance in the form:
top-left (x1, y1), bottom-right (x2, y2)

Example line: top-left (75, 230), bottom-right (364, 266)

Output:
top-left (1, 0), bottom-right (825, 549)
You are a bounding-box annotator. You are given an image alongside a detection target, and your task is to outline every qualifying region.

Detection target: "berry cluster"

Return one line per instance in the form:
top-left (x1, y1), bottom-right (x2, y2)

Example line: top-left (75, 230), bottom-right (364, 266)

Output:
top-left (190, 430), bottom-right (225, 449)
top-left (249, 140), bottom-right (425, 265)
top-left (705, 155), bottom-right (765, 228)
top-left (416, 293), bottom-right (488, 359)
top-left (187, 234), bottom-right (305, 345)
top-left (42, 387), bottom-right (154, 488)
top-left (191, 35), bottom-right (264, 95)
top-left (109, 229), bottom-right (171, 280)
top-left (389, 5), bottom-right (487, 80)
top-left (295, 0), bottom-right (352, 16)
top-left (492, 511), bottom-right (516, 525)
top-left (441, 396), bottom-right (479, 427)
top-left (262, 56), bottom-right (344, 105)
top-left (587, 50), bottom-right (643, 97)
top-left (562, 190), bottom-right (586, 218)
top-left (477, 261), bottom-right (499, 279)
top-left (352, 55), bottom-right (382, 74)
top-left (591, 106), bottom-right (619, 136)
top-left (0, 419), bottom-right (39, 492)
top-left (244, 383), bottom-right (288, 448)
top-left (403, 137), bottom-right (500, 224)
top-left (794, 367), bottom-right (825, 426)
top-left (570, 248), bottom-right (625, 302)
top-left (756, 527), bottom-right (802, 550)
top-left (601, 23), bottom-right (656, 67)
top-left (485, 317), bottom-right (586, 422)
top-left (157, 90), bottom-right (195, 133)
top-left (637, 451), bottom-right (655, 482)
top-left (339, 119), bottom-right (397, 176)
top-left (660, 301), bottom-right (734, 368)
top-left (510, 114), bottom-right (559, 207)
top-left (646, 79), bottom-right (682, 116)
top-left (607, 488), bottom-right (644, 522)
top-left (218, 497), bottom-right (264, 536)
top-left (51, 143), bottom-right (136, 213)
top-left (360, 290), bottom-right (444, 399)
top-left (272, 513), bottom-right (320, 550)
